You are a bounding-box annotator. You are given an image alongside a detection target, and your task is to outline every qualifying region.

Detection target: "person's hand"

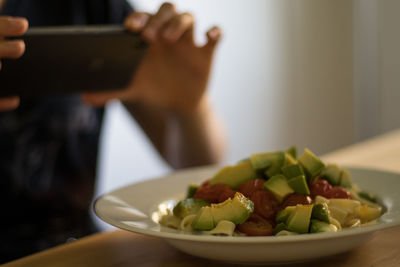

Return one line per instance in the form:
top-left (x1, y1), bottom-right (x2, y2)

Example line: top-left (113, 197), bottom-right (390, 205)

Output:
top-left (0, 97), bottom-right (20, 110)
top-left (0, 16), bottom-right (28, 110)
top-left (83, 3), bottom-right (222, 115)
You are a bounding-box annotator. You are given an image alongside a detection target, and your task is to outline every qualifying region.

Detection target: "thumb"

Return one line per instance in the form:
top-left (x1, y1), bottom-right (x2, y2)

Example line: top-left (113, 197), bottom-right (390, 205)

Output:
top-left (203, 26), bottom-right (222, 52)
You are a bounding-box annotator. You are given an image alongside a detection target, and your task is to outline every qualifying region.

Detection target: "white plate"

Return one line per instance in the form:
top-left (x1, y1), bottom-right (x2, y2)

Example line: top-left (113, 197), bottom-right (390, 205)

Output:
top-left (94, 165), bottom-right (400, 264)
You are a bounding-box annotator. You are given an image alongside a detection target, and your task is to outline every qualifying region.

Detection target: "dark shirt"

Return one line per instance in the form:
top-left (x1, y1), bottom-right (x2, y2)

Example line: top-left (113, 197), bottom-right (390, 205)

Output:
top-left (0, 0), bottom-right (132, 262)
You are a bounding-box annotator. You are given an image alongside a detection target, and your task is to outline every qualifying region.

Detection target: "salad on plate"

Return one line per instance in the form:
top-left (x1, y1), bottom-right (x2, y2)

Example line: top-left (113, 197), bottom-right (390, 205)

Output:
top-left (159, 148), bottom-right (383, 237)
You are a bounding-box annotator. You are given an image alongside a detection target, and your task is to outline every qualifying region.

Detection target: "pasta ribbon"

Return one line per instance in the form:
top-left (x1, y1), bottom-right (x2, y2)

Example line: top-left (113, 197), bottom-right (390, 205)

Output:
top-left (180, 214), bottom-right (197, 231)
top-left (203, 220), bottom-right (236, 236)
top-left (159, 211), bottom-right (181, 229)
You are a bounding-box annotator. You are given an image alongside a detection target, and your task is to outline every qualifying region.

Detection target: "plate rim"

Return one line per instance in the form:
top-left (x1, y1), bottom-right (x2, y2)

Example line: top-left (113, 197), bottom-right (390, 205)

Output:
top-left (93, 165), bottom-right (400, 244)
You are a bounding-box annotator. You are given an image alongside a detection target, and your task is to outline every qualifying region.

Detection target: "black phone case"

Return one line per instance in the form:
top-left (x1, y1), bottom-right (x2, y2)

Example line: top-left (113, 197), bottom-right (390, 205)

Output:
top-left (0, 25), bottom-right (148, 97)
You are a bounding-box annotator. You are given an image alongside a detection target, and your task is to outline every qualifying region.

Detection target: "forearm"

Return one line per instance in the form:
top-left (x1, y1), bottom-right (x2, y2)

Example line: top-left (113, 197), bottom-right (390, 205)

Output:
top-left (124, 97), bottom-right (226, 169)
top-left (165, 97), bottom-right (226, 169)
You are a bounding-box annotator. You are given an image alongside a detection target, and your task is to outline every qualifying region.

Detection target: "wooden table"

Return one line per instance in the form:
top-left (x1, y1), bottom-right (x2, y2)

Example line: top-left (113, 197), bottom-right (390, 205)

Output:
top-left (5, 129), bottom-right (400, 267)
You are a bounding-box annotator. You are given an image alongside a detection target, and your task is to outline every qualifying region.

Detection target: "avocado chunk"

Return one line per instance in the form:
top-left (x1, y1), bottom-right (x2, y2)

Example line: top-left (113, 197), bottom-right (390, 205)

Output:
top-left (298, 149), bottom-right (325, 181)
top-left (276, 206), bottom-right (296, 223)
top-left (287, 175), bottom-right (310, 195)
top-left (191, 206), bottom-right (215, 231)
top-left (311, 203), bottom-right (330, 223)
top-left (285, 153), bottom-right (297, 165)
top-left (264, 175), bottom-right (294, 202)
top-left (209, 160), bottom-right (257, 189)
top-left (211, 192), bottom-right (254, 225)
top-left (265, 152), bottom-right (286, 177)
top-left (250, 151), bottom-right (285, 177)
top-left (339, 169), bottom-right (353, 188)
top-left (320, 164), bottom-right (341, 186)
top-left (309, 219), bottom-right (338, 233)
top-left (173, 198), bottom-right (210, 219)
top-left (186, 184), bottom-right (199, 198)
top-left (273, 222), bottom-right (287, 235)
top-left (286, 146), bottom-right (297, 159)
top-left (281, 164), bottom-right (304, 179)
top-left (191, 192), bottom-right (254, 231)
top-left (286, 204), bottom-right (314, 234)
top-left (250, 153), bottom-right (272, 171)
top-left (231, 192), bottom-right (255, 223)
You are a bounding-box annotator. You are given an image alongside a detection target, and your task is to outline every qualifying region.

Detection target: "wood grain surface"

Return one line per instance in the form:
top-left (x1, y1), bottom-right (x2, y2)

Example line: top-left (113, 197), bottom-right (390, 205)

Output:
top-left (5, 129), bottom-right (400, 267)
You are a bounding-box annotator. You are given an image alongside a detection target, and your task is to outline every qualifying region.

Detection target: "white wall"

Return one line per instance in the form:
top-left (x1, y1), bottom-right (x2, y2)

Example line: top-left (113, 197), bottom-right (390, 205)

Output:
top-left (353, 0), bottom-right (400, 139)
top-left (378, 0), bottom-right (400, 133)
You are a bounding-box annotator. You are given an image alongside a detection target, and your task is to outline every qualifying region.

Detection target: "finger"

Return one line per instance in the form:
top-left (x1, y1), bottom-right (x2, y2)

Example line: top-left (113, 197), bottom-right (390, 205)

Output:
top-left (142, 2), bottom-right (176, 42)
top-left (81, 90), bottom-right (132, 107)
top-left (0, 96), bottom-right (20, 111)
top-left (203, 26), bottom-right (222, 51)
top-left (0, 16), bottom-right (28, 37)
top-left (124, 12), bottom-right (150, 32)
top-left (162, 13), bottom-right (194, 43)
top-left (0, 40), bottom-right (25, 58)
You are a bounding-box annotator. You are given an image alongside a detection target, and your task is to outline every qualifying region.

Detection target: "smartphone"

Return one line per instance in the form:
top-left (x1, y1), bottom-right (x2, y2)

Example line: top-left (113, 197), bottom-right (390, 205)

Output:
top-left (0, 25), bottom-right (148, 97)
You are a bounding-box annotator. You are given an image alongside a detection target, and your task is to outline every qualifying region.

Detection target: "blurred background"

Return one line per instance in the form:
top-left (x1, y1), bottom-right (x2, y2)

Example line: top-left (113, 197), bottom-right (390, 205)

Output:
top-left (95, 0), bottom-right (400, 203)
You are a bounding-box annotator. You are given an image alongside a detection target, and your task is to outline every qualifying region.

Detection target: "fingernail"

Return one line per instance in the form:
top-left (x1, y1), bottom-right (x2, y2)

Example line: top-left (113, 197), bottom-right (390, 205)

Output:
top-left (209, 27), bottom-right (221, 40)
top-left (131, 15), bottom-right (146, 29)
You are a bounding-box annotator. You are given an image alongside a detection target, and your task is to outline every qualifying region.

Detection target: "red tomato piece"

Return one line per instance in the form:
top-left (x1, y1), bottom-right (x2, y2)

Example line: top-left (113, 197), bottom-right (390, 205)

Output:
top-left (331, 186), bottom-right (352, 199)
top-left (281, 193), bottom-right (312, 209)
top-left (309, 178), bottom-right (333, 199)
top-left (250, 190), bottom-right (279, 221)
top-left (237, 214), bottom-right (273, 236)
top-left (200, 179), bottom-right (210, 186)
top-left (193, 183), bottom-right (235, 203)
top-left (238, 178), bottom-right (266, 198)
top-left (218, 187), bottom-right (236, 203)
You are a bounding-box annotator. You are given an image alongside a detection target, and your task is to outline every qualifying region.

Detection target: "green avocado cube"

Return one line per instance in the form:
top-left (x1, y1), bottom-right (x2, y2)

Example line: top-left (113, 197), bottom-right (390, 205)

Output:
top-left (298, 149), bottom-right (325, 182)
top-left (192, 192), bottom-right (254, 231)
top-left (250, 151), bottom-right (285, 178)
top-left (311, 203), bottom-right (330, 223)
top-left (320, 164), bottom-right (341, 186)
top-left (309, 219), bottom-right (338, 233)
top-left (286, 204), bottom-right (314, 234)
top-left (339, 169), bottom-right (353, 188)
top-left (209, 199), bottom-right (234, 224)
top-left (285, 153), bottom-right (297, 166)
top-left (250, 153), bottom-right (272, 171)
top-left (210, 192), bottom-right (254, 225)
top-left (264, 175), bottom-right (294, 202)
top-left (229, 192), bottom-right (254, 224)
top-left (191, 206), bottom-right (215, 231)
top-left (273, 222), bottom-right (288, 235)
top-left (276, 206), bottom-right (296, 223)
top-left (282, 164), bottom-right (304, 179)
top-left (186, 184), bottom-right (199, 198)
top-left (209, 160), bottom-right (257, 189)
top-left (286, 146), bottom-right (297, 159)
top-left (287, 175), bottom-right (310, 195)
top-left (265, 152), bottom-right (286, 177)
top-left (173, 198), bottom-right (210, 219)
